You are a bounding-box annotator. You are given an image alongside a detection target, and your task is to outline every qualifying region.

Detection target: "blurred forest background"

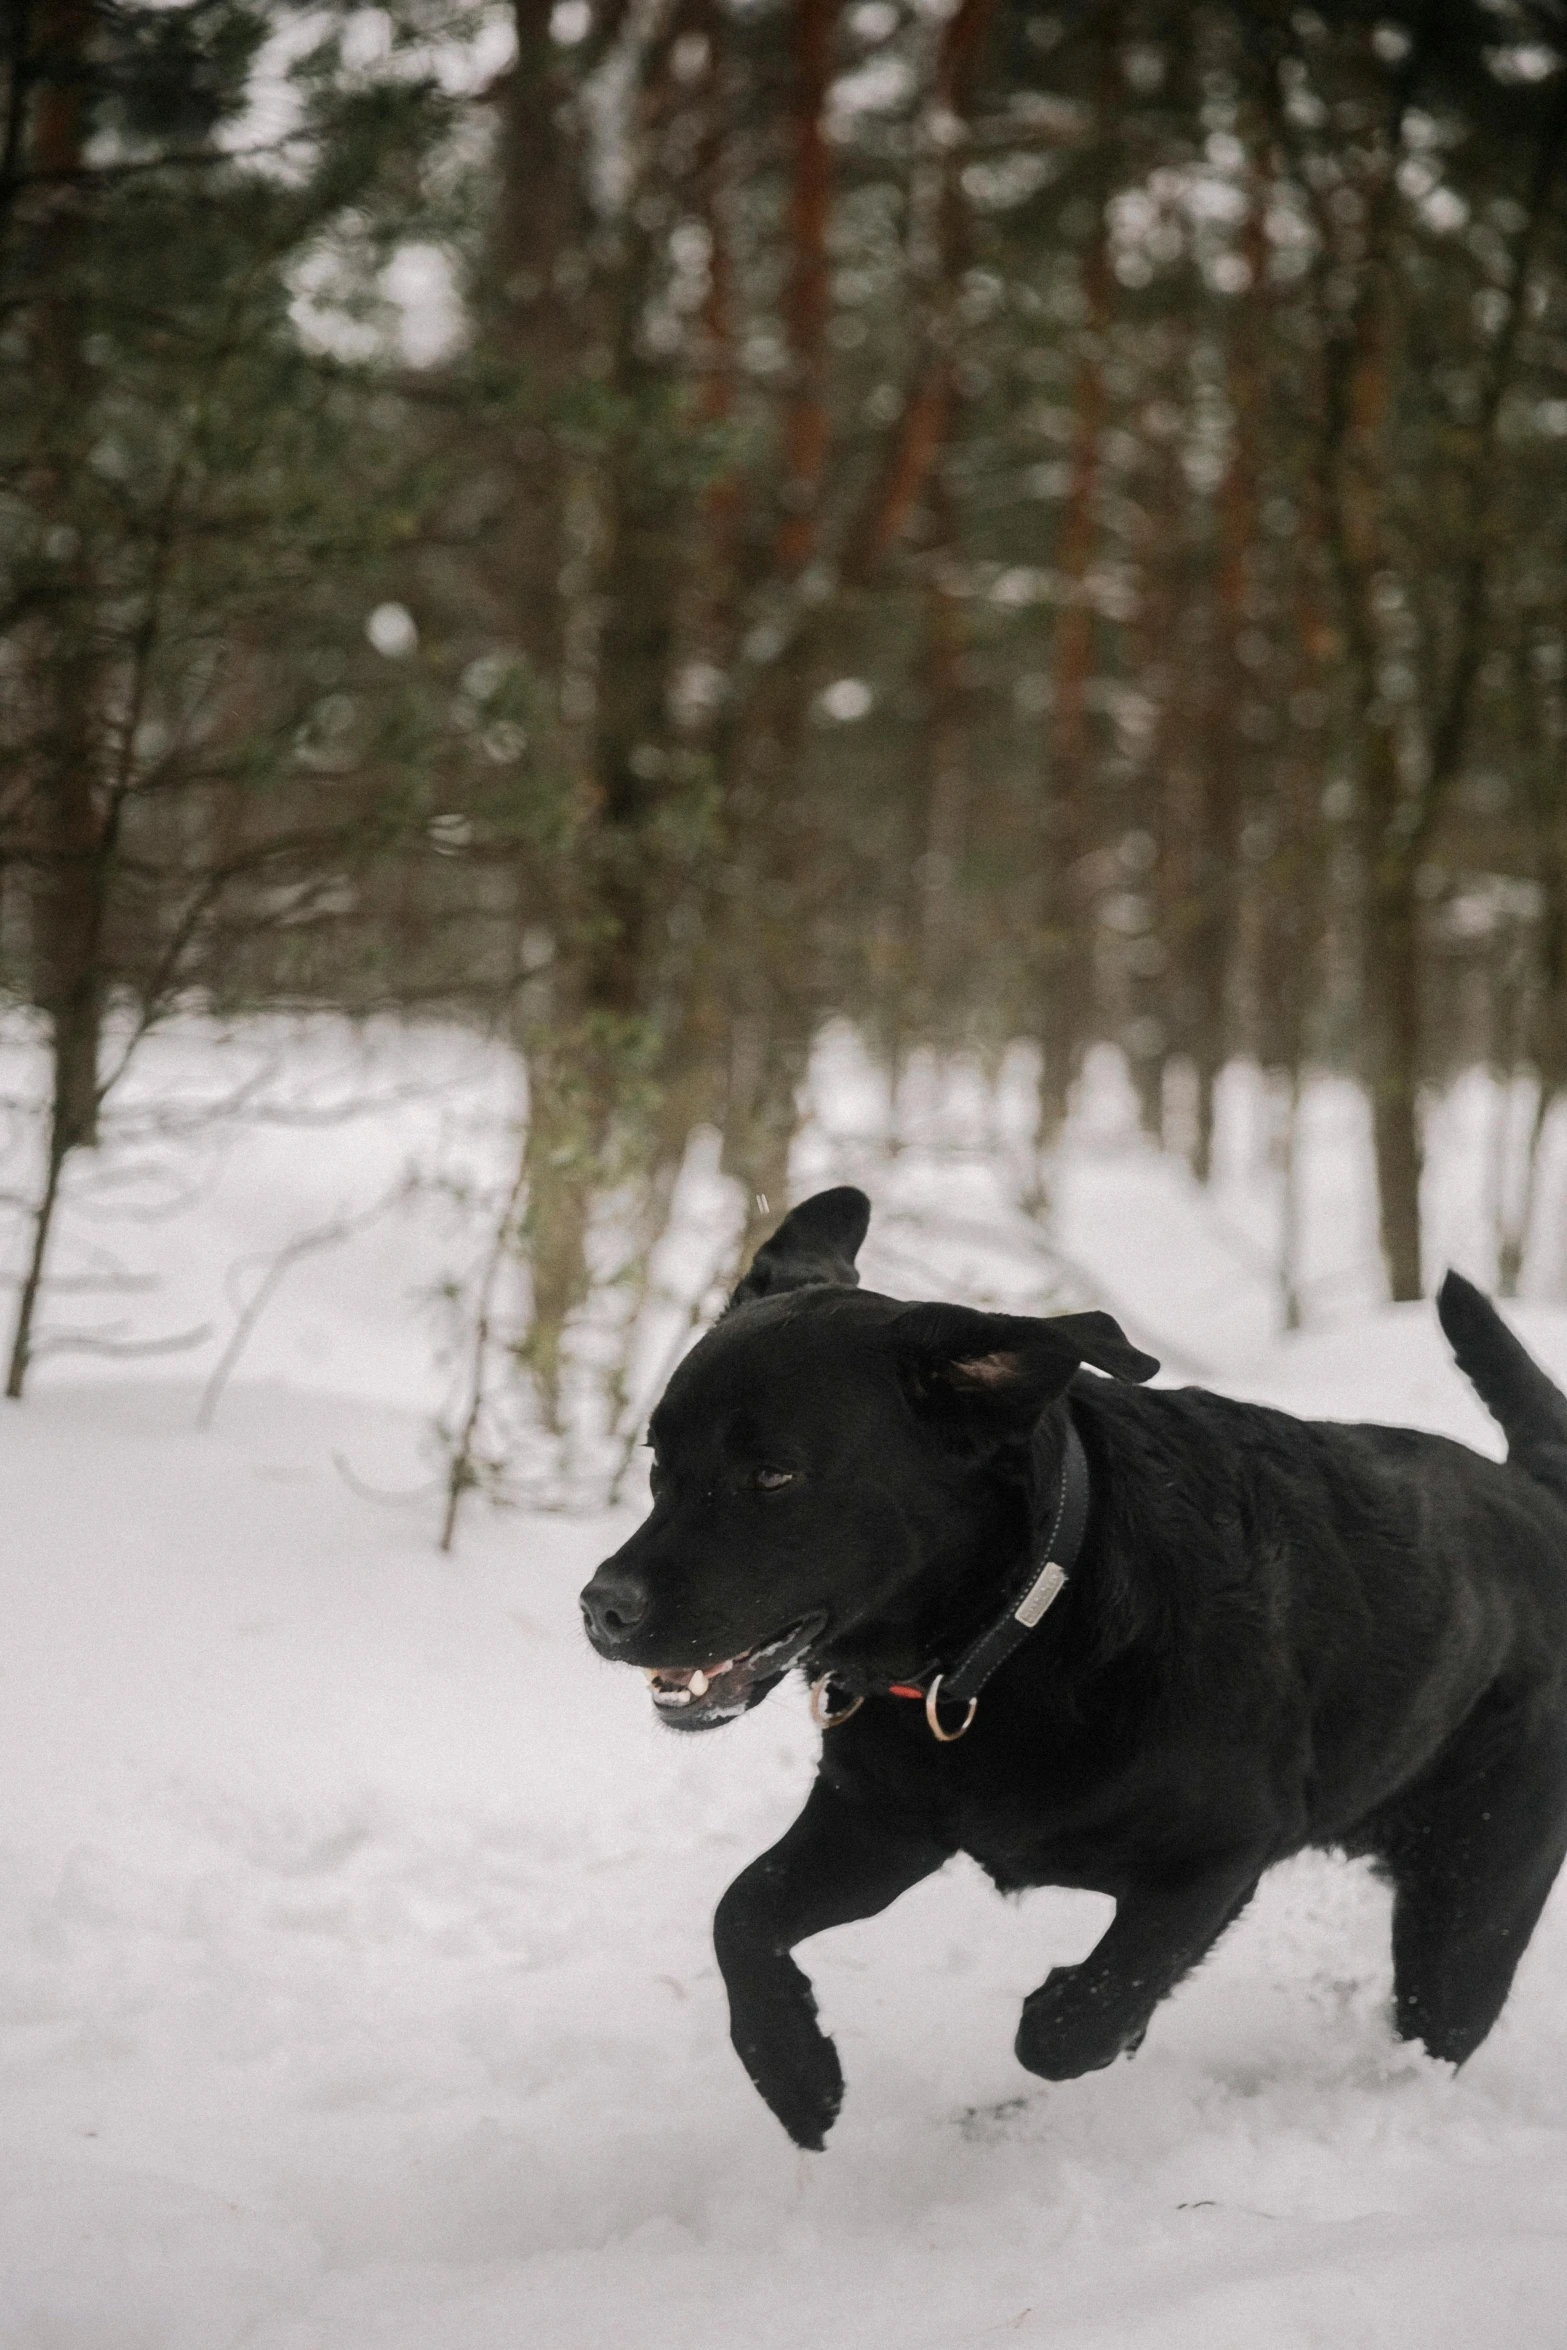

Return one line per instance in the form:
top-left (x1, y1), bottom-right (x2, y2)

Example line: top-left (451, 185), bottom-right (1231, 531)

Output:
top-left (7, 0), bottom-right (1567, 1480)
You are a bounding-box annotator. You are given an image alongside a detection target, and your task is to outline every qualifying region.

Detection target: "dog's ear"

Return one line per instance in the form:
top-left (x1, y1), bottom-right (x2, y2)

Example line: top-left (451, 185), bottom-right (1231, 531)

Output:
top-left (730, 1185), bottom-right (872, 1306)
top-left (893, 1302), bottom-right (1158, 1436)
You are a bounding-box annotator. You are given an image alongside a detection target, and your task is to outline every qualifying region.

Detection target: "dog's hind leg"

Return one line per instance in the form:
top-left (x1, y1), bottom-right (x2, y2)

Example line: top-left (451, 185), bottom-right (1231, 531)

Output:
top-left (1376, 1692), bottom-right (1567, 2065)
top-left (1015, 1854), bottom-right (1265, 2082)
top-left (714, 1775), bottom-right (953, 2148)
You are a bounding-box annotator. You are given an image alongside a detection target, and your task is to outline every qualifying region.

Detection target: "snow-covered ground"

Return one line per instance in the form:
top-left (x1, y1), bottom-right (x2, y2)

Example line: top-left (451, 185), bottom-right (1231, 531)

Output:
top-left (1, 1021), bottom-right (1565, 2348)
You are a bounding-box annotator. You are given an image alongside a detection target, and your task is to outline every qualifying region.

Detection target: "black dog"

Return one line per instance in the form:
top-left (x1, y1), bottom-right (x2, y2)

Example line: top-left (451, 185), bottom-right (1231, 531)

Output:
top-left (580, 1187), bottom-right (1567, 2148)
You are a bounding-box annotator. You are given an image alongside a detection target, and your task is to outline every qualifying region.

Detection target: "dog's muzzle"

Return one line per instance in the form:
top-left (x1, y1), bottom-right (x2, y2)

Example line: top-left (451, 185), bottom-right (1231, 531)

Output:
top-left (633, 1616), bottom-right (826, 1732)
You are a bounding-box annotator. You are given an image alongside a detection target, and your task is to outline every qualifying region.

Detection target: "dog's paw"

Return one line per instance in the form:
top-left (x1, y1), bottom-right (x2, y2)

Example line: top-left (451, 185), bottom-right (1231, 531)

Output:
top-left (1015, 1968), bottom-right (1147, 2082)
top-left (733, 2001), bottom-right (845, 2149)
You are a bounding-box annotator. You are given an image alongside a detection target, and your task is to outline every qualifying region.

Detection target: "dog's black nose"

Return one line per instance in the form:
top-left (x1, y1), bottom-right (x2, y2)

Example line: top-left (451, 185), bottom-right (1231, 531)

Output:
top-left (580, 1568), bottom-right (650, 1650)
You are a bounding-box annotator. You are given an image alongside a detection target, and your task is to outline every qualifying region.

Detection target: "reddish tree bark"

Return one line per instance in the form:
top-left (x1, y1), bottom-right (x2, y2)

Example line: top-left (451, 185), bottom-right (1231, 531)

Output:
top-left (775, 0), bottom-right (837, 575)
top-left (840, 0), bottom-right (995, 586)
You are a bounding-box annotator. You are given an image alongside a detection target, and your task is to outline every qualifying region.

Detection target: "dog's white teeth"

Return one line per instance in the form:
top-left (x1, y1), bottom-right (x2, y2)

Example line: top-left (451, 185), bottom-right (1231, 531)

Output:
top-left (689, 1669), bottom-right (710, 1698)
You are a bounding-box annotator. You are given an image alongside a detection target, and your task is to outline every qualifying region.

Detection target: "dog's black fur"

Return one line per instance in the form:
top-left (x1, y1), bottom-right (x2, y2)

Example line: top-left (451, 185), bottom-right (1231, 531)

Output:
top-left (580, 1188), bottom-right (1567, 2148)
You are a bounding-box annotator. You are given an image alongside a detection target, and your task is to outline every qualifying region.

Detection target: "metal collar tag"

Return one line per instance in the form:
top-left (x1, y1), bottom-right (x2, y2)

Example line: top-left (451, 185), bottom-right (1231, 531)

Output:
top-left (1013, 1557), bottom-right (1067, 1629)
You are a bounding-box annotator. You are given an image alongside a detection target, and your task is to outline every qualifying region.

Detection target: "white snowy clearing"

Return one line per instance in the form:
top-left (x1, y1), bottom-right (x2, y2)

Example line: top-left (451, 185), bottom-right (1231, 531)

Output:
top-left (0, 1022), bottom-right (1565, 2349)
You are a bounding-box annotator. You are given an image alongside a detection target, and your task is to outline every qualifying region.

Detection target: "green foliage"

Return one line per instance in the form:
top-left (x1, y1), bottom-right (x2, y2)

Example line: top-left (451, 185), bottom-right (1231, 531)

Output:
top-left (0, 0), bottom-right (533, 1041)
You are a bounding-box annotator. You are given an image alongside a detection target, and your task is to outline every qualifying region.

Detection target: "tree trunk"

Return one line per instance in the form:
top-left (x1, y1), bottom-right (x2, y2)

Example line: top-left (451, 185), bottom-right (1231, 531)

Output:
top-left (6, 0), bottom-right (102, 1399)
top-left (6, 1105), bottom-right (69, 1397)
top-left (1034, 8), bottom-right (1118, 1138)
top-left (918, 527), bottom-right (966, 1004)
top-left (721, 1011), bottom-right (811, 1267)
top-left (516, 1017), bottom-right (612, 1432)
top-left (489, 0), bottom-right (589, 690)
top-left (1365, 856), bottom-right (1424, 1301)
top-left (1279, 1064), bottom-right (1305, 1332)
top-left (27, 0), bottom-right (101, 1151)
top-left (774, 0), bottom-right (837, 576)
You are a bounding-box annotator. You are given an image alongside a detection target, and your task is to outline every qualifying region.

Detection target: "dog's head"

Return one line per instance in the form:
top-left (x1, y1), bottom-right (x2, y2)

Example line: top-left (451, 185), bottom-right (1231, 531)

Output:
top-left (578, 1186), bottom-right (1158, 1729)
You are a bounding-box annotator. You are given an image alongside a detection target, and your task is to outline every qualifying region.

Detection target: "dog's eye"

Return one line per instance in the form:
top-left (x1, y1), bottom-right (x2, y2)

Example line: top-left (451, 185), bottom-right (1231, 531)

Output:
top-left (752, 1466), bottom-right (795, 1492)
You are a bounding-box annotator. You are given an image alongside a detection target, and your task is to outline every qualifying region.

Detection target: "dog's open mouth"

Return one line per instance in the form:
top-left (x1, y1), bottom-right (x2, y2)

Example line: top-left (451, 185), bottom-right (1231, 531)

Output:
top-left (642, 1617), bottom-right (822, 1732)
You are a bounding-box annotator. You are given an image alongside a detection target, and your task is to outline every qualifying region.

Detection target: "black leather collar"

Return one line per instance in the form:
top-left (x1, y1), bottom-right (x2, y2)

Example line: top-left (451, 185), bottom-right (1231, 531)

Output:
top-left (937, 1415), bottom-right (1090, 1707)
top-left (813, 1410), bottom-right (1091, 1725)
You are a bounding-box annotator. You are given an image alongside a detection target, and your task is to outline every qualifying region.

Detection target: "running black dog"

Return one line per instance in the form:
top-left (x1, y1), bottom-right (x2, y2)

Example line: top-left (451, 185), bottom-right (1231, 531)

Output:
top-left (580, 1187), bottom-right (1567, 2148)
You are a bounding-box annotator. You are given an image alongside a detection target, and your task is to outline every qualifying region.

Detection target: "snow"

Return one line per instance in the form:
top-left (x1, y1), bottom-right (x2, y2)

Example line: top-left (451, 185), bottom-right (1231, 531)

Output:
top-left (0, 1022), bottom-right (1565, 2347)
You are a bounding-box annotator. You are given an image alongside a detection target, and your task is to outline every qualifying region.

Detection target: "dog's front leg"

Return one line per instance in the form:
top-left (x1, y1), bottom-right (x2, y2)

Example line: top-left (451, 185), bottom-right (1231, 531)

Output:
top-left (714, 1774), bottom-right (951, 2148)
top-left (1016, 1857), bottom-right (1263, 2081)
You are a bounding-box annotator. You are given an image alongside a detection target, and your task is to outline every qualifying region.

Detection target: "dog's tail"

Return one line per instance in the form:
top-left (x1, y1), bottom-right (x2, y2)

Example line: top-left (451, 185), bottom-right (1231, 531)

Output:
top-left (1438, 1270), bottom-right (1567, 1499)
